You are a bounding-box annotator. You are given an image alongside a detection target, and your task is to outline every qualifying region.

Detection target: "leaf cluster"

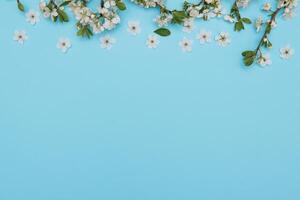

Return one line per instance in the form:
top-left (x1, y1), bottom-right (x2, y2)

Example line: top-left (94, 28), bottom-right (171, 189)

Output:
top-left (230, 1), bottom-right (251, 32)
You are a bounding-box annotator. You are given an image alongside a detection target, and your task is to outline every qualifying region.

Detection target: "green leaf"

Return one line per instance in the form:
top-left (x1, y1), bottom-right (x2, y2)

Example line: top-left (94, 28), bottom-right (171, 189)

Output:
top-left (86, 27), bottom-right (93, 38)
top-left (53, 16), bottom-right (58, 22)
top-left (242, 18), bottom-right (252, 24)
top-left (59, 0), bottom-right (71, 7)
top-left (234, 21), bottom-right (244, 31)
top-left (172, 11), bottom-right (186, 24)
top-left (57, 9), bottom-right (69, 22)
top-left (17, 2), bottom-right (25, 12)
top-left (242, 50), bottom-right (256, 66)
top-left (116, 1), bottom-right (126, 11)
top-left (242, 51), bottom-right (256, 57)
top-left (77, 28), bottom-right (84, 37)
top-left (244, 57), bottom-right (255, 66)
top-left (154, 28), bottom-right (171, 37)
top-left (77, 26), bottom-right (93, 38)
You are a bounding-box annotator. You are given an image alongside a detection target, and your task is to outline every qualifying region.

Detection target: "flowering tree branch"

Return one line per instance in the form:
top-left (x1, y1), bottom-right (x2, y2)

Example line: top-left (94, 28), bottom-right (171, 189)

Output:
top-left (133, 0), bottom-right (222, 36)
top-left (242, 0), bottom-right (297, 66)
top-left (14, 0), bottom-right (298, 66)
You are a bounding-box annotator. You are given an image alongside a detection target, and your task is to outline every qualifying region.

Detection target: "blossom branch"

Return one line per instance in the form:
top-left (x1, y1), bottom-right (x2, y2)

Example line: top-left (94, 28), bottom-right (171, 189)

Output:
top-left (13, 0), bottom-right (298, 66)
top-left (133, 0), bottom-right (224, 36)
top-left (242, 0), bottom-right (296, 66)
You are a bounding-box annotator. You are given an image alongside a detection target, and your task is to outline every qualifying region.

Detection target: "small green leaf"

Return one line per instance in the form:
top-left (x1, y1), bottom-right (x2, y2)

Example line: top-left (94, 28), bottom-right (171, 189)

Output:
top-left (116, 1), bottom-right (126, 11)
top-left (86, 27), bottom-right (93, 38)
top-left (234, 21), bottom-right (244, 31)
top-left (244, 57), bottom-right (255, 66)
top-left (242, 51), bottom-right (256, 57)
top-left (77, 26), bottom-right (93, 38)
top-left (154, 28), bottom-right (171, 37)
top-left (53, 16), bottom-right (58, 22)
top-left (17, 2), bottom-right (25, 12)
top-left (77, 28), bottom-right (84, 37)
top-left (172, 11), bottom-right (186, 24)
top-left (242, 50), bottom-right (256, 66)
top-left (59, 0), bottom-right (71, 7)
top-left (242, 18), bottom-right (252, 24)
top-left (57, 9), bottom-right (69, 22)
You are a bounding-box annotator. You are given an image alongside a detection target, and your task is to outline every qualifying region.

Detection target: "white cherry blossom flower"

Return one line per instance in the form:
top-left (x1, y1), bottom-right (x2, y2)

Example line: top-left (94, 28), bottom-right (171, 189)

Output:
top-left (255, 16), bottom-right (264, 32)
top-left (199, 8), bottom-right (216, 20)
top-left (283, 8), bottom-right (296, 19)
top-left (262, 3), bottom-right (272, 11)
top-left (278, 0), bottom-right (298, 9)
top-left (280, 45), bottom-right (295, 59)
top-left (50, 8), bottom-right (58, 20)
top-left (13, 30), bottom-right (28, 44)
top-left (127, 21), bottom-right (141, 36)
top-left (154, 14), bottom-right (172, 27)
top-left (104, 0), bottom-right (116, 8)
top-left (237, 0), bottom-right (250, 8)
top-left (39, 1), bottom-right (51, 18)
top-left (103, 19), bottom-right (115, 30)
top-left (258, 54), bottom-right (272, 67)
top-left (56, 38), bottom-right (71, 53)
top-left (146, 35), bottom-right (159, 49)
top-left (26, 10), bottom-right (40, 25)
top-left (179, 38), bottom-right (193, 52)
top-left (189, 8), bottom-right (199, 18)
top-left (215, 32), bottom-right (231, 47)
top-left (100, 35), bottom-right (116, 49)
top-left (182, 19), bottom-right (194, 33)
top-left (224, 15), bottom-right (235, 23)
top-left (112, 16), bottom-right (121, 24)
top-left (196, 30), bottom-right (212, 44)
top-left (204, 0), bottom-right (213, 4)
top-left (92, 23), bottom-right (105, 33)
top-left (214, 7), bottom-right (225, 18)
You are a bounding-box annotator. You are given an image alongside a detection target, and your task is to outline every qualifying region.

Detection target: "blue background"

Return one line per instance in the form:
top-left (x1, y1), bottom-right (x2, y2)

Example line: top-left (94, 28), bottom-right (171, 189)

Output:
top-left (1, 1), bottom-right (300, 199)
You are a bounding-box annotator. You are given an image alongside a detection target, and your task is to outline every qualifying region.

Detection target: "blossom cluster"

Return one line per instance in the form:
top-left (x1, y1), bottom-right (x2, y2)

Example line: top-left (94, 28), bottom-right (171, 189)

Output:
top-left (242, 0), bottom-right (298, 66)
top-left (70, 0), bottom-right (124, 36)
top-left (14, 0), bottom-right (298, 67)
top-left (132, 0), bottom-right (223, 30)
top-left (37, 0), bottom-right (125, 37)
